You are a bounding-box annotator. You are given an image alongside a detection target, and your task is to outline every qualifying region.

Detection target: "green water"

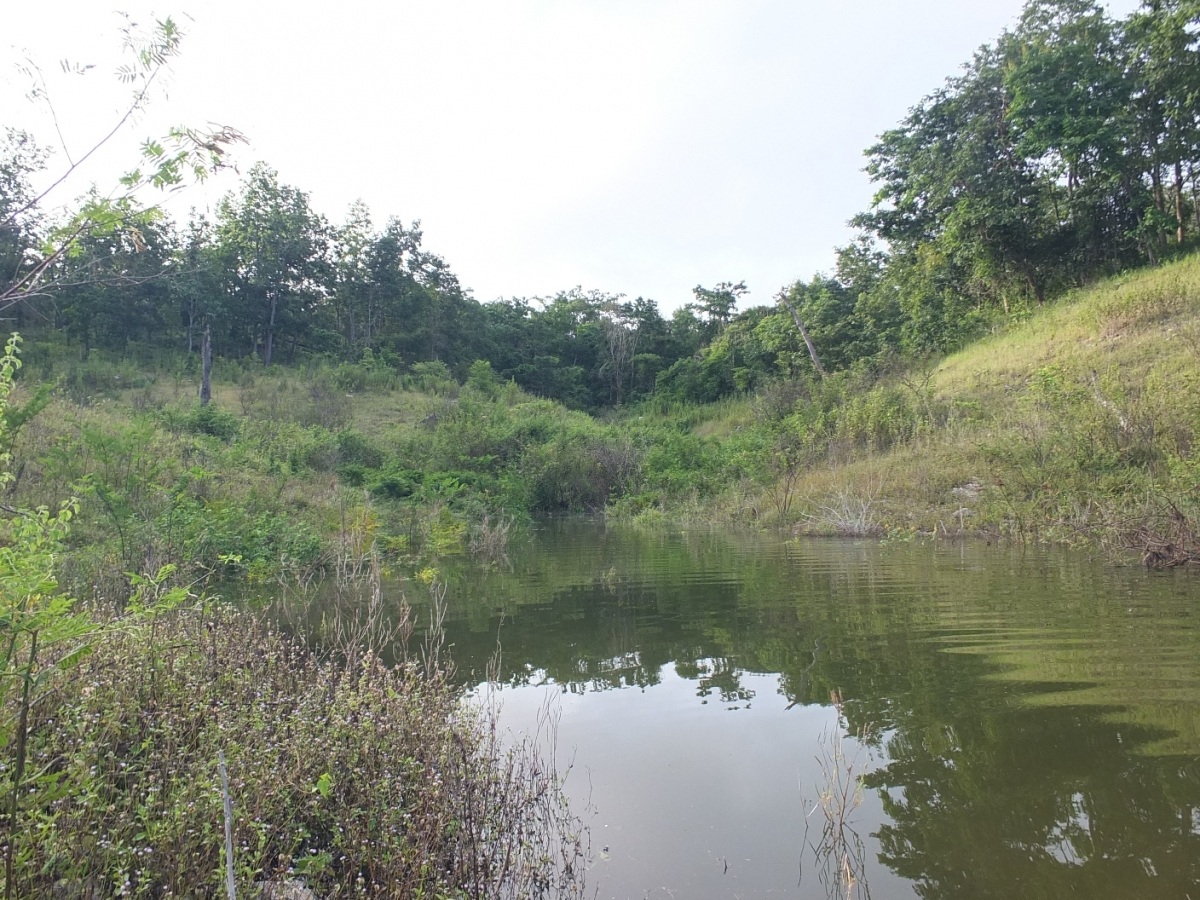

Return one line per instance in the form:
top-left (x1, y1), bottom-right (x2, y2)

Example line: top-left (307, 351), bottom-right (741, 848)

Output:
top-left (402, 521), bottom-right (1200, 898)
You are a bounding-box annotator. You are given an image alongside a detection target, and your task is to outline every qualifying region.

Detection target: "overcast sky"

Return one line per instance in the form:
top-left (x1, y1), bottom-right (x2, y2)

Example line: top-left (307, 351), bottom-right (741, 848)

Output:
top-left (4, 1), bottom-right (1142, 313)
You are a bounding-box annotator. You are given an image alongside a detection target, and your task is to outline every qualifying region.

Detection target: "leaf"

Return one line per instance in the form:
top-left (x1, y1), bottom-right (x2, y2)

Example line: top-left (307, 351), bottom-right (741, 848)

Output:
top-left (55, 642), bottom-right (95, 671)
top-left (313, 772), bottom-right (333, 798)
top-left (293, 852), bottom-right (332, 876)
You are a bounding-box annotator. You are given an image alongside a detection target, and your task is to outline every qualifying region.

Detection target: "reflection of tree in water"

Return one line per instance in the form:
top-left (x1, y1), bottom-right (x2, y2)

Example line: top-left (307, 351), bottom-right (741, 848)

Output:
top-left (866, 698), bottom-right (1200, 899)
top-left (424, 522), bottom-right (1200, 897)
top-left (685, 656), bottom-right (755, 705)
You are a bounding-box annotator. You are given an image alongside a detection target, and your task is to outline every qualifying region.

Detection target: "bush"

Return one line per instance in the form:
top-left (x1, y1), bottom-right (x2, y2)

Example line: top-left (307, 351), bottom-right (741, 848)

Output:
top-left (19, 605), bottom-right (590, 899)
top-left (526, 431), bottom-right (641, 511)
top-left (369, 463), bottom-right (421, 500)
top-left (336, 428), bottom-right (384, 469)
top-left (157, 402), bottom-right (241, 441)
top-left (407, 361), bottom-right (458, 396)
top-left (638, 427), bottom-right (723, 498)
top-left (188, 402), bottom-right (241, 440)
top-left (166, 499), bottom-right (323, 571)
top-left (329, 350), bottom-right (401, 394)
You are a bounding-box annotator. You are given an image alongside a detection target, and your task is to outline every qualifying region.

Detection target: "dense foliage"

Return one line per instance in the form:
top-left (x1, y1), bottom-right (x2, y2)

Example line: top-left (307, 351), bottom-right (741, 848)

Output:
top-left (18, 604), bottom-right (588, 898)
top-left (5, 1), bottom-right (1200, 412)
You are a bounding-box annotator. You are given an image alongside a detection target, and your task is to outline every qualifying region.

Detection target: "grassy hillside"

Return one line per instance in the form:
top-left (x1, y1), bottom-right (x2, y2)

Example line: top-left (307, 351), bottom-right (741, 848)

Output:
top-left (3, 253), bottom-right (1198, 600)
top-left (1, 345), bottom-right (652, 596)
top-left (709, 253), bottom-right (1200, 563)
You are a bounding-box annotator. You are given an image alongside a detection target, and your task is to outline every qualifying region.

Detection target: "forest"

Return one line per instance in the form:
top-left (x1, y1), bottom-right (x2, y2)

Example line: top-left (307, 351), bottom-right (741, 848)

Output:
top-left (4, 0), bottom-right (1200, 410)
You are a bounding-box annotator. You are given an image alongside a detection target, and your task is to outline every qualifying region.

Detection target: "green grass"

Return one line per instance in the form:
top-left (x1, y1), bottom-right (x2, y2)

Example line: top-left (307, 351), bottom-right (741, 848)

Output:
top-left (8, 253), bottom-right (1200, 589)
top-left (735, 254), bottom-right (1200, 558)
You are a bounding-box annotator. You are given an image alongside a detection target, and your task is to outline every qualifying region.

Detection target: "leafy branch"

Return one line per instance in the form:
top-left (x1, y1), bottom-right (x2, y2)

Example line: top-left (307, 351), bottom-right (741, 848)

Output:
top-left (0, 14), bottom-right (245, 313)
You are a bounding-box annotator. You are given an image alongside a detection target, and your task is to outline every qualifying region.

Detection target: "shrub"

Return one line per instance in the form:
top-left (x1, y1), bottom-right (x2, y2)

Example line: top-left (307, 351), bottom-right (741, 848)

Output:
top-left (407, 361), bottom-right (458, 396)
top-left (526, 431), bottom-right (641, 511)
top-left (19, 605), bottom-right (590, 899)
top-left (187, 402), bottom-right (241, 440)
top-left (157, 402), bottom-right (241, 441)
top-left (329, 350), bottom-right (401, 394)
top-left (336, 428), bottom-right (384, 469)
top-left (369, 463), bottom-right (421, 500)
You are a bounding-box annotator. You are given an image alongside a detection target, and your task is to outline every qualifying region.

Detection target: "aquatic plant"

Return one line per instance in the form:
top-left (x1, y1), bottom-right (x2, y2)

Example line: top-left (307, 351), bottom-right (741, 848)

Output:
top-left (803, 689), bottom-right (874, 900)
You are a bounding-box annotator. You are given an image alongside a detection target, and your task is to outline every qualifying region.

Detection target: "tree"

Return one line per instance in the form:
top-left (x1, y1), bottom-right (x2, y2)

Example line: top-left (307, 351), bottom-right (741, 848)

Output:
top-left (598, 299), bottom-right (638, 406)
top-left (214, 164), bottom-right (330, 365)
top-left (0, 16), bottom-right (243, 314)
top-left (52, 197), bottom-right (175, 357)
top-left (692, 281), bottom-right (747, 341)
top-left (170, 215), bottom-right (223, 355)
top-left (0, 130), bottom-right (48, 309)
top-left (1124, 0), bottom-right (1200, 247)
top-left (1005, 0), bottom-right (1141, 273)
top-left (776, 287), bottom-right (828, 379)
top-left (331, 200), bottom-right (376, 354)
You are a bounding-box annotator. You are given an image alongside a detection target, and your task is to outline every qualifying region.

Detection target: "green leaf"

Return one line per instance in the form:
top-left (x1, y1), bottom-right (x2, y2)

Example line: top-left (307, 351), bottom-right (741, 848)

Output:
top-left (314, 772), bottom-right (333, 798)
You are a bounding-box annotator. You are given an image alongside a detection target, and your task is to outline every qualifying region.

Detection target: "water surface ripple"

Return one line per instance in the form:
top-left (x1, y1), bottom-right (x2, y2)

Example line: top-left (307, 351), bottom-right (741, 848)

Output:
top-left (407, 522), bottom-right (1200, 899)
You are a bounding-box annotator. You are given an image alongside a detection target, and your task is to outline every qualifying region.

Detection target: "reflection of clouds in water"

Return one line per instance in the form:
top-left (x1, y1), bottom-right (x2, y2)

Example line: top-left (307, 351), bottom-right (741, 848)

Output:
top-left (483, 664), bottom-right (906, 900)
top-left (1043, 791), bottom-right (1091, 867)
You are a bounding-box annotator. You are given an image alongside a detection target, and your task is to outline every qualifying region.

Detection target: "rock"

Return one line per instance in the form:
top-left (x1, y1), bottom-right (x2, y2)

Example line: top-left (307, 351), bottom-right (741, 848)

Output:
top-left (951, 480), bottom-right (983, 501)
top-left (256, 880), bottom-right (319, 900)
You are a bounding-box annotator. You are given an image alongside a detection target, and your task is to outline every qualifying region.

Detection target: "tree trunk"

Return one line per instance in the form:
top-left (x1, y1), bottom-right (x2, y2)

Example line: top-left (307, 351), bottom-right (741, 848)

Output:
top-left (263, 294), bottom-right (277, 366)
top-left (1190, 162), bottom-right (1200, 233)
top-left (1174, 159), bottom-right (1186, 244)
top-left (776, 294), bottom-right (827, 379)
top-left (1149, 138), bottom-right (1166, 215)
top-left (199, 324), bottom-right (212, 406)
top-left (1126, 176), bottom-right (1160, 266)
top-left (1025, 272), bottom-right (1045, 306)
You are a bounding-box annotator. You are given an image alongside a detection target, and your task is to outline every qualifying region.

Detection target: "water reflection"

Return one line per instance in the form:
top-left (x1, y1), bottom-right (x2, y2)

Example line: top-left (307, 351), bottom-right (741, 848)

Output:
top-left (286, 521), bottom-right (1200, 898)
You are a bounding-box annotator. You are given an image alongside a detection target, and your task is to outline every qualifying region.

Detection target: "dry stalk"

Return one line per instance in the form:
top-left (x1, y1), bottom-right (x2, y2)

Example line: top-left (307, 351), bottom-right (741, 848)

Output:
top-left (808, 489), bottom-right (882, 536)
top-left (469, 512), bottom-right (513, 566)
top-left (1110, 497), bottom-right (1200, 568)
top-left (802, 689), bottom-right (873, 900)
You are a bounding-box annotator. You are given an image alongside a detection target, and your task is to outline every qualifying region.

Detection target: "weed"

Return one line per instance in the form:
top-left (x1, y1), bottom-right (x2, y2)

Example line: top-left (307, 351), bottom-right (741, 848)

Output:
top-left (469, 512), bottom-right (513, 566)
top-left (15, 602), bottom-right (590, 899)
top-left (806, 488), bottom-right (882, 537)
top-left (802, 690), bottom-right (874, 900)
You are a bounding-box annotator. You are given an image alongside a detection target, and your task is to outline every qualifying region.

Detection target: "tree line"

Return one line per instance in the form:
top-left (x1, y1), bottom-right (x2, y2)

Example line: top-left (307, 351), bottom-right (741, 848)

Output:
top-left (3, 0), bottom-right (1198, 409)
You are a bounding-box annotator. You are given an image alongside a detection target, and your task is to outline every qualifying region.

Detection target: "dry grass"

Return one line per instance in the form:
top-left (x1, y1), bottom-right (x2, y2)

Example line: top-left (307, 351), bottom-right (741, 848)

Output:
top-left (802, 690), bottom-right (874, 900)
top-left (756, 254), bottom-right (1200, 548)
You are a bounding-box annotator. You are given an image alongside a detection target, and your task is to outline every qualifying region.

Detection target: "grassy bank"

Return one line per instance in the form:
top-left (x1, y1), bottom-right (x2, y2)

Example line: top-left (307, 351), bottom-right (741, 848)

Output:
top-left (0, 335), bottom-right (587, 898)
top-left (10, 595), bottom-right (588, 898)
top-left (2, 347), bottom-right (647, 597)
top-left (3, 254), bottom-right (1198, 606)
top-left (669, 254), bottom-right (1200, 564)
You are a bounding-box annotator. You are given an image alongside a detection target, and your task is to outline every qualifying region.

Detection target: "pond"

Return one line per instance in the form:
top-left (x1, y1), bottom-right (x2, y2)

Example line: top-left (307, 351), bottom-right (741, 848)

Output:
top-left (350, 520), bottom-right (1200, 898)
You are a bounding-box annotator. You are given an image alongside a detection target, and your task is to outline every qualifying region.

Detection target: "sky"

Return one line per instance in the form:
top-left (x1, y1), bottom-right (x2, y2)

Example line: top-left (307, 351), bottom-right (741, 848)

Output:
top-left (3, 0), bottom-right (1143, 313)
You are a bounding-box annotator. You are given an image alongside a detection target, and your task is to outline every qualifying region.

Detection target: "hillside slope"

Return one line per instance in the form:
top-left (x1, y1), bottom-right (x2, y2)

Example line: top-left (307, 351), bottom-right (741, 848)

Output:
top-left (749, 254), bottom-right (1200, 563)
